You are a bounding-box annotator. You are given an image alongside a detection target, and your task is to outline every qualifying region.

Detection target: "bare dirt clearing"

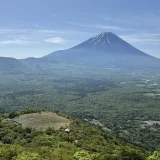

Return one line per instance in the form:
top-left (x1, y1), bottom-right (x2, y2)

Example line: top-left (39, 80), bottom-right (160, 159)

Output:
top-left (13, 112), bottom-right (71, 130)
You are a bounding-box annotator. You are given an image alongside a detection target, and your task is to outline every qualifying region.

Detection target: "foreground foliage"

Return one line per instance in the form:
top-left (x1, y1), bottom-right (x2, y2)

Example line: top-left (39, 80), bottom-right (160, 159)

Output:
top-left (0, 110), bottom-right (151, 160)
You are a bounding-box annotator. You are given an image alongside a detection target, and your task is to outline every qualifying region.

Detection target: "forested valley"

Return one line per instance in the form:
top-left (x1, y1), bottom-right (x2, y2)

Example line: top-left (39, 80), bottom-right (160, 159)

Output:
top-left (1, 68), bottom-right (160, 160)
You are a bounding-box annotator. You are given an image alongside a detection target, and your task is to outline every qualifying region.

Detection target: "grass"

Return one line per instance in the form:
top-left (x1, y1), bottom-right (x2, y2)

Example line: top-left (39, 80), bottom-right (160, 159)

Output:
top-left (14, 112), bottom-right (71, 130)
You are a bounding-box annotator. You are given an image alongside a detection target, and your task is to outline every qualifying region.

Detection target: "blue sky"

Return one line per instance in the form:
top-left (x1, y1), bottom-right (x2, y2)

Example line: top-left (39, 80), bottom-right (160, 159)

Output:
top-left (0, 0), bottom-right (160, 58)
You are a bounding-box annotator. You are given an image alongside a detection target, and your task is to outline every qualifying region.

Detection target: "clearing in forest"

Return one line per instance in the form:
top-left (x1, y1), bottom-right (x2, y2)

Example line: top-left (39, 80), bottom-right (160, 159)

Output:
top-left (13, 112), bottom-right (71, 130)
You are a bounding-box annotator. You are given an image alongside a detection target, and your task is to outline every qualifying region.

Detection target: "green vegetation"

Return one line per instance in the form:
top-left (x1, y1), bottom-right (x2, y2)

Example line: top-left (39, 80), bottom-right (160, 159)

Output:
top-left (0, 67), bottom-right (160, 151)
top-left (0, 110), bottom-right (149, 160)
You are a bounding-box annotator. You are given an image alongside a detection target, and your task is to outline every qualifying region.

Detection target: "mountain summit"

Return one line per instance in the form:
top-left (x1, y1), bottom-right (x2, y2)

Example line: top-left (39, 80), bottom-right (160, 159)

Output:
top-left (79, 32), bottom-right (116, 46)
top-left (73, 32), bottom-right (148, 56)
top-left (44, 32), bottom-right (160, 69)
top-left (76, 32), bottom-right (122, 48)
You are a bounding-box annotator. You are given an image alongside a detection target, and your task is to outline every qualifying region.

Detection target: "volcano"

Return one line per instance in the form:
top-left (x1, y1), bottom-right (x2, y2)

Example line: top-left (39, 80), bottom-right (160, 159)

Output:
top-left (43, 32), bottom-right (160, 69)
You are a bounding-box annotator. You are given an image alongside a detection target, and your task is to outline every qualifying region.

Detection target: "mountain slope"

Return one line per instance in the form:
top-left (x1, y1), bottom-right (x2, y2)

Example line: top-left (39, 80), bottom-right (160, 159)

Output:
top-left (44, 32), bottom-right (160, 69)
top-left (0, 57), bottom-right (26, 70)
top-left (0, 57), bottom-right (30, 75)
top-left (0, 110), bottom-right (148, 160)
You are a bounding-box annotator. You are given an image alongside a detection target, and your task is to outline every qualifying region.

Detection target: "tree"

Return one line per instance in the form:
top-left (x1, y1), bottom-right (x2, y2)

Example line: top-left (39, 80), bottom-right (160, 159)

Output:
top-left (8, 111), bottom-right (19, 119)
top-left (147, 151), bottom-right (160, 160)
top-left (15, 152), bottom-right (41, 160)
top-left (73, 150), bottom-right (92, 160)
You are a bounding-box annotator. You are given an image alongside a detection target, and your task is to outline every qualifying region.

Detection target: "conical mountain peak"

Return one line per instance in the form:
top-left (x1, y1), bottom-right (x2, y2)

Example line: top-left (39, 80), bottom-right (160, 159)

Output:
top-left (74, 32), bottom-right (125, 50)
top-left (42, 31), bottom-right (160, 69)
top-left (88, 32), bottom-right (116, 44)
top-left (94, 32), bottom-right (116, 38)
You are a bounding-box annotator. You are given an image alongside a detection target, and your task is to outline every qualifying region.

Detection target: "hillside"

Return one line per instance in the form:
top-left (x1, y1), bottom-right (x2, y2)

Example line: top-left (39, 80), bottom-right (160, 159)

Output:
top-left (3, 111), bottom-right (71, 131)
top-left (0, 57), bottom-right (24, 70)
top-left (0, 109), bottom-right (152, 160)
top-left (43, 32), bottom-right (160, 69)
top-left (0, 57), bottom-right (29, 75)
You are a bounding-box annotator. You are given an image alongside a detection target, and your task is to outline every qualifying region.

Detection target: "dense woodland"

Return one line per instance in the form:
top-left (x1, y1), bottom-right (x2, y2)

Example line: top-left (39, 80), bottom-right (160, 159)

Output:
top-left (1, 67), bottom-right (160, 159)
top-left (0, 109), bottom-right (155, 160)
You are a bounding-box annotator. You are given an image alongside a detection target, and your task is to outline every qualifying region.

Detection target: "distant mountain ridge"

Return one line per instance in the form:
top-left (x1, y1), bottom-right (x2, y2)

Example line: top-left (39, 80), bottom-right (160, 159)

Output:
top-left (0, 57), bottom-right (26, 70)
top-left (0, 32), bottom-right (160, 73)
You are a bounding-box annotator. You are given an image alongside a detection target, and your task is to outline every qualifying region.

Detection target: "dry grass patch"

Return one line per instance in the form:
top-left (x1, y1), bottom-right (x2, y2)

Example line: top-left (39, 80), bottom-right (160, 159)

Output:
top-left (14, 112), bottom-right (71, 130)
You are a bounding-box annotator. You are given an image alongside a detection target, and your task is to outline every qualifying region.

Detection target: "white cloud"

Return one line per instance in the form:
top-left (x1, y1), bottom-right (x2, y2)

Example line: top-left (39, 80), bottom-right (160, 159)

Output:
top-left (103, 17), bottom-right (135, 25)
top-left (67, 21), bottom-right (134, 31)
top-left (96, 25), bottom-right (126, 31)
top-left (66, 21), bottom-right (93, 28)
top-left (0, 29), bottom-right (27, 35)
top-left (120, 33), bottom-right (160, 44)
top-left (0, 39), bottom-right (27, 45)
top-left (0, 28), bottom-right (92, 47)
top-left (44, 37), bottom-right (64, 44)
